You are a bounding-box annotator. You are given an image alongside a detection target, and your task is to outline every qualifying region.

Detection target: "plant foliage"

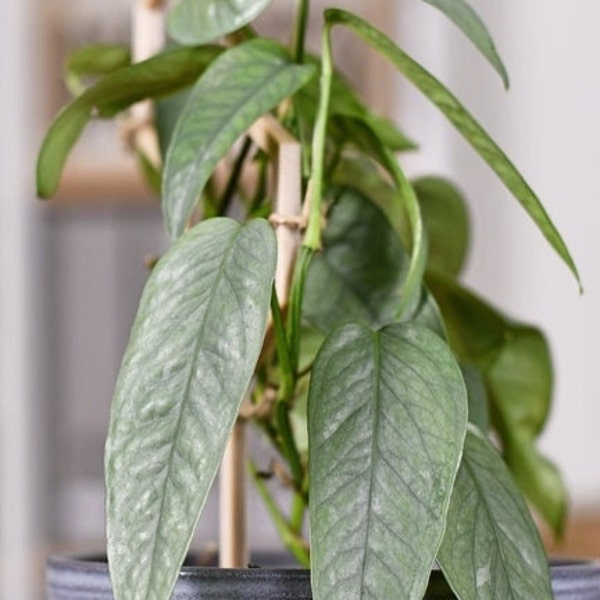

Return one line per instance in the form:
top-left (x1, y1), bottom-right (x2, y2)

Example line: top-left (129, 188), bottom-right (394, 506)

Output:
top-left (36, 1), bottom-right (579, 598)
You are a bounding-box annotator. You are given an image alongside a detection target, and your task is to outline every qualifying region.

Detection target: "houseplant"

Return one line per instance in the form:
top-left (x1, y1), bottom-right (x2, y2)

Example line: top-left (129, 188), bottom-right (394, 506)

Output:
top-left (37, 0), bottom-right (596, 598)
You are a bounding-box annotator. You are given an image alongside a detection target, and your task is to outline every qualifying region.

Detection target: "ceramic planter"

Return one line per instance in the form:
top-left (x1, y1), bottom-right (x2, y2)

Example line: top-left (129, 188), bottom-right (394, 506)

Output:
top-left (46, 555), bottom-right (600, 599)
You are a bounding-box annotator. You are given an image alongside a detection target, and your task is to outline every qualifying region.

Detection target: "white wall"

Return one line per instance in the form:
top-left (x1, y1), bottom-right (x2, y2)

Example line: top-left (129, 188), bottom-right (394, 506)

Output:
top-left (0, 0), bottom-right (42, 597)
top-left (395, 1), bottom-right (600, 509)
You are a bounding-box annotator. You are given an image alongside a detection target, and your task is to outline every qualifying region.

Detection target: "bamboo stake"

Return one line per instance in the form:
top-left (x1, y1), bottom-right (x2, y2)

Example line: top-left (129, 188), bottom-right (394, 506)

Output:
top-left (127, 0), bottom-right (166, 168)
top-left (219, 420), bottom-right (248, 568)
top-left (219, 116), bottom-right (302, 567)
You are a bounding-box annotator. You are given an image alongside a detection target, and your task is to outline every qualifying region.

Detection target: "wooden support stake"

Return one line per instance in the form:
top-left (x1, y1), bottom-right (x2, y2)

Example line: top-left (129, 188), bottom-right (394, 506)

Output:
top-left (219, 115), bottom-right (302, 567)
top-left (219, 420), bottom-right (248, 568)
top-left (249, 114), bottom-right (303, 303)
top-left (127, 0), bottom-right (166, 168)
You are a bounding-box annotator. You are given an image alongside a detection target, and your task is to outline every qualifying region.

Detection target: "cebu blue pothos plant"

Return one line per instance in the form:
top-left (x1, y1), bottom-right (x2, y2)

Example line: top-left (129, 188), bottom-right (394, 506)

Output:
top-left (37, 1), bottom-right (581, 599)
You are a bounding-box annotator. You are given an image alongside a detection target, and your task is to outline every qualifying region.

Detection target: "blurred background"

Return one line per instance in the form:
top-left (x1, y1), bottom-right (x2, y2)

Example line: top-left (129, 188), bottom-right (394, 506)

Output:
top-left (1, 0), bottom-right (599, 598)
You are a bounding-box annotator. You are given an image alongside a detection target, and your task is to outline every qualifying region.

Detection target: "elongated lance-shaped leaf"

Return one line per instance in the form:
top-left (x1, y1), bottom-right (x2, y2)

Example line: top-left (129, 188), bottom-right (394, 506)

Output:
top-left (438, 427), bottom-right (553, 599)
top-left (422, 0), bottom-right (509, 89)
top-left (325, 9), bottom-right (581, 289)
top-left (168, 0), bottom-right (273, 45)
top-left (309, 323), bottom-right (467, 600)
top-left (36, 45), bottom-right (222, 198)
top-left (163, 39), bottom-right (315, 238)
top-left (105, 218), bottom-right (276, 600)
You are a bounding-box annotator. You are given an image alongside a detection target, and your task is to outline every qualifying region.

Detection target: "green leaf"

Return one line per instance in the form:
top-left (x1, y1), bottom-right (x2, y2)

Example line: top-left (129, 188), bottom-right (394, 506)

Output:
top-left (422, 0), bottom-right (509, 89)
top-left (155, 88), bottom-right (192, 160)
top-left (309, 322), bottom-right (467, 600)
top-left (438, 428), bottom-right (553, 600)
top-left (303, 187), bottom-right (409, 333)
top-left (413, 177), bottom-right (470, 278)
top-left (168, 0), bottom-right (273, 46)
top-left (486, 326), bottom-right (567, 535)
top-left (428, 275), bottom-right (567, 535)
top-left (333, 154), bottom-right (411, 245)
top-left (163, 39), bottom-right (315, 238)
top-left (487, 326), bottom-right (552, 437)
top-left (324, 8), bottom-right (581, 288)
top-left (426, 273), bottom-right (506, 367)
top-left (36, 45), bottom-right (222, 198)
top-left (105, 218), bottom-right (276, 600)
top-left (64, 43), bottom-right (131, 96)
top-left (503, 435), bottom-right (568, 539)
top-left (461, 364), bottom-right (489, 431)
top-left (406, 286), bottom-right (447, 340)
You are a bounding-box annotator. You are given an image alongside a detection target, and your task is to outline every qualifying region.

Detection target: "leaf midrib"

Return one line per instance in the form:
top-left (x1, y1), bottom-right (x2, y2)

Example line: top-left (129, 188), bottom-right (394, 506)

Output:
top-left (358, 330), bottom-right (381, 599)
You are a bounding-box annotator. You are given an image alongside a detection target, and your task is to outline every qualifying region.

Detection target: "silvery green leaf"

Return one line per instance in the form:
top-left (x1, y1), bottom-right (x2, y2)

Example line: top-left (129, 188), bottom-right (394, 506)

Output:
top-left (163, 39), bottom-right (315, 237)
top-left (309, 323), bottom-right (467, 599)
top-left (324, 9), bottom-right (580, 289)
top-left (438, 428), bottom-right (553, 599)
top-left (105, 218), bottom-right (276, 600)
top-left (168, 0), bottom-right (273, 46)
top-left (422, 0), bottom-right (509, 88)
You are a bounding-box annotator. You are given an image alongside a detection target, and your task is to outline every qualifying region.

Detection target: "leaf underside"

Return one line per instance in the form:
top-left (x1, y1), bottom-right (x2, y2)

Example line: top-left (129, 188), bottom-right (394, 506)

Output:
top-left (105, 218), bottom-right (276, 600)
top-left (309, 323), bottom-right (467, 600)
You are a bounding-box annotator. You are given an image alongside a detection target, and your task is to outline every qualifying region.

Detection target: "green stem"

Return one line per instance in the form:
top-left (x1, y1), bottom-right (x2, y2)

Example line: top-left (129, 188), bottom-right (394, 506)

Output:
top-left (383, 148), bottom-right (427, 318)
top-left (270, 288), bottom-right (294, 399)
top-left (286, 245), bottom-right (313, 374)
top-left (249, 460), bottom-right (310, 567)
top-left (303, 23), bottom-right (333, 251)
top-left (271, 287), bottom-right (304, 493)
top-left (291, 0), bottom-right (310, 63)
top-left (218, 136), bottom-right (253, 217)
top-left (275, 399), bottom-right (305, 495)
top-left (289, 491), bottom-right (306, 534)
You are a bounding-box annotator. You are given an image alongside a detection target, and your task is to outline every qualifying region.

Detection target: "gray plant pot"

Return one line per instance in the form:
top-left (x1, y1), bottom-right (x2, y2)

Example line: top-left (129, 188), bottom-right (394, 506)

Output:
top-left (46, 555), bottom-right (600, 599)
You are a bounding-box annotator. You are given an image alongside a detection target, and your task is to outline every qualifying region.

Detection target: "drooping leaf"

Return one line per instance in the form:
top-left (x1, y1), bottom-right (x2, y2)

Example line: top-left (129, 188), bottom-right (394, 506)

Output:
top-left (486, 326), bottom-right (567, 535)
top-left (428, 274), bottom-right (567, 534)
top-left (64, 43), bottom-right (131, 96)
top-left (309, 322), bottom-right (467, 600)
top-left (422, 0), bottom-right (509, 88)
top-left (324, 9), bottom-right (581, 288)
top-left (503, 434), bottom-right (568, 538)
top-left (105, 218), bottom-right (276, 600)
top-left (37, 45), bottom-right (222, 198)
top-left (487, 326), bottom-right (552, 437)
top-left (303, 187), bottom-right (409, 333)
top-left (438, 428), bottom-right (553, 600)
top-left (163, 39), bottom-right (315, 238)
top-left (168, 0), bottom-right (273, 46)
top-left (413, 177), bottom-right (470, 277)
